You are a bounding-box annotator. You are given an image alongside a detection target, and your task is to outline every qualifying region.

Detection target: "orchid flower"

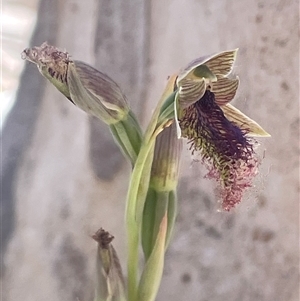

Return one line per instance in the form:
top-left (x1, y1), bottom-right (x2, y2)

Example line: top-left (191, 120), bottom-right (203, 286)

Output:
top-left (174, 49), bottom-right (270, 211)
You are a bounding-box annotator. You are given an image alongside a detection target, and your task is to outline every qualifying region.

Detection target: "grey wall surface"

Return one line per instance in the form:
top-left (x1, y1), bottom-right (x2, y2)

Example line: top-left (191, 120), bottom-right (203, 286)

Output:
top-left (2, 0), bottom-right (299, 301)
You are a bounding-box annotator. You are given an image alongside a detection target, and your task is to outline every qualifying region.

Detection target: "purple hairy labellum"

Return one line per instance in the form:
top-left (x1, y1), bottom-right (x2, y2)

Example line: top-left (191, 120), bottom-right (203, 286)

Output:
top-left (174, 49), bottom-right (270, 211)
top-left (179, 90), bottom-right (260, 211)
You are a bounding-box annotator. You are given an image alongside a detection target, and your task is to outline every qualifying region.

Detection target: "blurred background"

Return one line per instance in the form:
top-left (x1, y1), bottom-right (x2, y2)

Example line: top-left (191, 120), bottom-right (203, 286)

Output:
top-left (1, 0), bottom-right (38, 128)
top-left (1, 0), bottom-right (299, 300)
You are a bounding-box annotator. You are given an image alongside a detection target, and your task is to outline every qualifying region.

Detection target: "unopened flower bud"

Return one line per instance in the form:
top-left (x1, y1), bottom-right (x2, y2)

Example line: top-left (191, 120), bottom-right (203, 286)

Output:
top-left (150, 122), bottom-right (182, 191)
top-left (142, 123), bottom-right (182, 259)
top-left (22, 43), bottom-right (143, 164)
top-left (22, 42), bottom-right (129, 125)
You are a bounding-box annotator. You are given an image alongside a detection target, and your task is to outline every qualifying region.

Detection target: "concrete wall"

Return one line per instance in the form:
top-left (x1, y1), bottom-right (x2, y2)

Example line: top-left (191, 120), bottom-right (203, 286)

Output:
top-left (2, 0), bottom-right (298, 300)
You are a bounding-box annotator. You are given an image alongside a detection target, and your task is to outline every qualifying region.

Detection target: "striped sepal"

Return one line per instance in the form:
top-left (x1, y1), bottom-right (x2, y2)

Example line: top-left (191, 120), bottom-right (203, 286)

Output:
top-left (221, 104), bottom-right (271, 137)
top-left (178, 78), bottom-right (206, 108)
top-left (212, 77), bottom-right (239, 105)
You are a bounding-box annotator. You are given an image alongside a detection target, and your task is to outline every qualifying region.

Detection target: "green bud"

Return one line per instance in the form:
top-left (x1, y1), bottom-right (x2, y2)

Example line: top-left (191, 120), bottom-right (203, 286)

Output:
top-left (150, 122), bottom-right (182, 191)
top-left (142, 123), bottom-right (182, 259)
top-left (92, 228), bottom-right (126, 301)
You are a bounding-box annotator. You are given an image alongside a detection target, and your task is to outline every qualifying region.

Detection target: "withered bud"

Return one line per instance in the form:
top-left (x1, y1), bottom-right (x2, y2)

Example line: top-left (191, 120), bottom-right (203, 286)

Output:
top-left (92, 228), bottom-right (126, 301)
top-left (22, 42), bottom-right (129, 124)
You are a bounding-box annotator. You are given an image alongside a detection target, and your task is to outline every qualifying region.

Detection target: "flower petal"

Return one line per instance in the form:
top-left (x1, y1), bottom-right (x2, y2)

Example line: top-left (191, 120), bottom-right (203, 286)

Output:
top-left (205, 49), bottom-right (238, 78)
top-left (178, 78), bottom-right (206, 108)
top-left (211, 77), bottom-right (239, 105)
top-left (177, 49), bottom-right (238, 83)
top-left (177, 63), bottom-right (217, 84)
top-left (221, 104), bottom-right (271, 137)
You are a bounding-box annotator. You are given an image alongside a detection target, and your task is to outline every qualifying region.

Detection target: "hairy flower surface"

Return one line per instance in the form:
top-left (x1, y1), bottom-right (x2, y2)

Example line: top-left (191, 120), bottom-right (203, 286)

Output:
top-left (175, 50), bottom-right (270, 211)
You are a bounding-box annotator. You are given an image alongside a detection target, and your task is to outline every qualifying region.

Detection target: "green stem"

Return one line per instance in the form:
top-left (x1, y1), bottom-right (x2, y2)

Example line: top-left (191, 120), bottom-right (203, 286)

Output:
top-left (126, 218), bottom-right (139, 301)
top-left (141, 188), bottom-right (157, 260)
top-left (126, 86), bottom-right (177, 301)
top-left (110, 110), bottom-right (143, 166)
top-left (126, 139), bottom-right (155, 301)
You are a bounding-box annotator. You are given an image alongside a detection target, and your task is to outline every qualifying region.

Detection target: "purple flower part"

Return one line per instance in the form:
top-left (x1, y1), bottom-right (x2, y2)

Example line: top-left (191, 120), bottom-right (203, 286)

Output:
top-left (179, 90), bottom-right (259, 211)
top-left (205, 156), bottom-right (260, 211)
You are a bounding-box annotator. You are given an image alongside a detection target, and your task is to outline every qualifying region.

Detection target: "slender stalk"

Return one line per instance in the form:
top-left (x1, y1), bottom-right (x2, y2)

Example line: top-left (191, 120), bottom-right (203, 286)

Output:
top-left (110, 110), bottom-right (143, 166)
top-left (126, 139), bottom-right (155, 301)
top-left (126, 76), bottom-right (177, 301)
